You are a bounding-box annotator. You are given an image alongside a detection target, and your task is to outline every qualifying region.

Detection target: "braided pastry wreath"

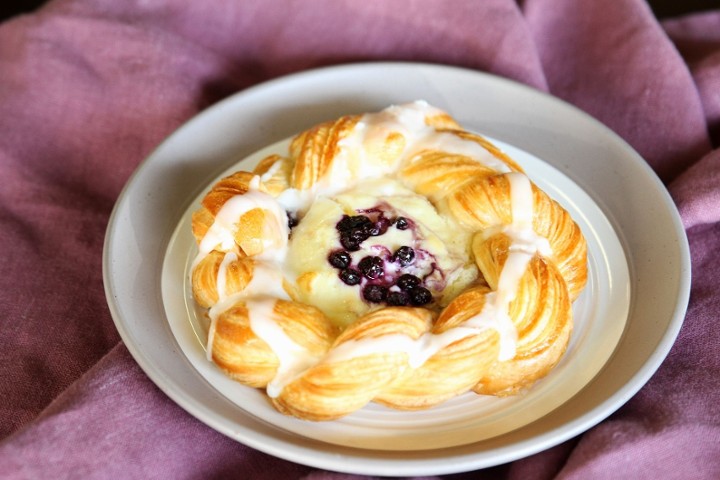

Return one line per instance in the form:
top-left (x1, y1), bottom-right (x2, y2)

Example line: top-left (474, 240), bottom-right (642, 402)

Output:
top-left (190, 101), bottom-right (588, 421)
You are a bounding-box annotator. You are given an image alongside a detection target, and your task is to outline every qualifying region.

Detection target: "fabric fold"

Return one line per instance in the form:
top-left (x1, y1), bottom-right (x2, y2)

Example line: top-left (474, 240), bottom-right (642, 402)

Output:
top-left (0, 343), bottom-right (313, 480)
top-left (663, 11), bottom-right (720, 146)
top-left (522, 0), bottom-right (711, 181)
top-left (1, 0), bottom-right (720, 479)
top-left (670, 148), bottom-right (720, 230)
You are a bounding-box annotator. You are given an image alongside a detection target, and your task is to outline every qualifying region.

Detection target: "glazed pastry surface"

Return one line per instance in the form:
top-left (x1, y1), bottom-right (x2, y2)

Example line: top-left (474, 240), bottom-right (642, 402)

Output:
top-left (190, 101), bottom-right (588, 421)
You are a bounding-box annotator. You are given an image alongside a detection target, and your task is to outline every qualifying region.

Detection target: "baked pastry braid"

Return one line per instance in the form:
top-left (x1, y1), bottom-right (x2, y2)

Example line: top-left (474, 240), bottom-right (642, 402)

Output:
top-left (289, 115), bottom-right (361, 190)
top-left (210, 298), bottom-right (338, 390)
top-left (443, 173), bottom-right (587, 302)
top-left (189, 101), bottom-right (588, 421)
top-left (374, 287), bottom-right (500, 410)
top-left (252, 154), bottom-right (294, 196)
top-left (272, 307), bottom-right (432, 420)
top-left (192, 251), bottom-right (253, 308)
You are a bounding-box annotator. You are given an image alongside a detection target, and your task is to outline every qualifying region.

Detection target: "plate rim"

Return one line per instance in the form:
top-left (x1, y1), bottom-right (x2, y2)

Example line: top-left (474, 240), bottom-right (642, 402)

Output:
top-left (103, 61), bottom-right (691, 476)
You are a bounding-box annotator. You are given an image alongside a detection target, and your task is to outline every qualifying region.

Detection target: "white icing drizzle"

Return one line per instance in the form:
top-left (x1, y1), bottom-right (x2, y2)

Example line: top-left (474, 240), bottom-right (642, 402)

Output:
top-left (205, 259), bottom-right (291, 362)
top-left (463, 172), bottom-right (552, 359)
top-left (216, 251), bottom-right (237, 301)
top-left (245, 173), bottom-right (551, 394)
top-left (264, 100), bottom-right (514, 215)
top-left (508, 171), bottom-right (533, 226)
top-left (192, 177), bottom-right (289, 270)
top-left (197, 103), bottom-right (558, 398)
top-left (275, 186), bottom-right (315, 214)
top-left (322, 326), bottom-right (482, 370)
top-left (246, 297), bottom-right (322, 398)
top-left (302, 173), bottom-right (553, 375)
top-left (259, 158), bottom-right (283, 182)
top-left (195, 175), bottom-right (293, 362)
top-left (336, 100), bottom-right (512, 179)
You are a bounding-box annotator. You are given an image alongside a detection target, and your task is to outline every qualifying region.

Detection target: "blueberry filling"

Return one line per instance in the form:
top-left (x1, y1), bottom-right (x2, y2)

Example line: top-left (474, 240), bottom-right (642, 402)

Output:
top-left (396, 274), bottom-right (421, 290)
top-left (286, 211), bottom-right (299, 229)
top-left (335, 213), bottom-right (416, 251)
top-left (363, 284), bottom-right (388, 303)
top-left (328, 250), bottom-right (352, 269)
top-left (340, 228), bottom-right (370, 252)
top-left (327, 211), bottom-right (437, 307)
top-left (368, 216), bottom-right (392, 236)
top-left (337, 214), bottom-right (373, 233)
top-left (394, 216), bottom-right (410, 230)
top-left (386, 290), bottom-right (410, 306)
top-left (408, 286), bottom-right (433, 306)
top-left (392, 246), bottom-right (415, 266)
top-left (358, 255), bottom-right (384, 280)
top-left (339, 268), bottom-right (362, 286)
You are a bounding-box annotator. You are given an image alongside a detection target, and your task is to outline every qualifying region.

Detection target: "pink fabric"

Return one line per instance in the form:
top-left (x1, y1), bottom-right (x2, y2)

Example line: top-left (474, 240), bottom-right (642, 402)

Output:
top-left (1, 0), bottom-right (719, 478)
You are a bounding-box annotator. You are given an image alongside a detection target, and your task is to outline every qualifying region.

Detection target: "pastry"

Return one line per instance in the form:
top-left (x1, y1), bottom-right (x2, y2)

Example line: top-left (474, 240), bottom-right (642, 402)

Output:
top-left (189, 101), bottom-right (588, 421)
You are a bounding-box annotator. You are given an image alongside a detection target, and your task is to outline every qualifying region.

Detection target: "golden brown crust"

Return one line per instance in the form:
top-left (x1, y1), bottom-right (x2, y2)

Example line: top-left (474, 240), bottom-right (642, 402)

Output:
top-left (446, 174), bottom-right (587, 301)
top-left (400, 151), bottom-right (498, 204)
top-left (376, 290), bottom-right (500, 410)
top-left (211, 302), bottom-right (277, 387)
top-left (191, 251), bottom-right (253, 308)
top-left (272, 307), bottom-right (431, 420)
top-left (290, 115), bottom-right (360, 190)
top-left (189, 104), bottom-right (588, 421)
top-left (448, 129), bottom-right (525, 172)
top-left (211, 299), bottom-right (337, 388)
top-left (253, 154), bottom-right (293, 196)
top-left (191, 171), bottom-right (254, 246)
top-left (202, 171), bottom-right (254, 215)
top-left (233, 208), bottom-right (275, 257)
top-left (472, 236), bottom-right (572, 394)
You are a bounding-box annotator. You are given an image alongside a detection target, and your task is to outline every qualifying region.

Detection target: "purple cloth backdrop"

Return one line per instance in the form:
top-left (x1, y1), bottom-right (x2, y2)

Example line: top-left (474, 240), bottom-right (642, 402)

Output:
top-left (1, 0), bottom-right (719, 478)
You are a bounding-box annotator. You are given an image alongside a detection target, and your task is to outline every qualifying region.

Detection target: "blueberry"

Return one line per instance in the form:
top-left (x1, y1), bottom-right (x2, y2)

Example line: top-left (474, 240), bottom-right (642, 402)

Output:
top-left (340, 234), bottom-right (360, 251)
top-left (339, 268), bottom-right (362, 286)
top-left (408, 287), bottom-right (433, 306)
top-left (336, 215), bottom-right (354, 231)
top-left (358, 256), bottom-right (385, 280)
top-left (394, 217), bottom-right (410, 230)
top-left (396, 274), bottom-right (421, 291)
top-left (369, 216), bottom-right (391, 236)
top-left (387, 291), bottom-right (409, 306)
top-left (328, 250), bottom-right (351, 269)
top-left (392, 246), bottom-right (415, 266)
top-left (337, 215), bottom-right (373, 233)
top-left (286, 212), bottom-right (299, 229)
top-left (340, 228), bottom-right (370, 251)
top-left (363, 284), bottom-right (388, 303)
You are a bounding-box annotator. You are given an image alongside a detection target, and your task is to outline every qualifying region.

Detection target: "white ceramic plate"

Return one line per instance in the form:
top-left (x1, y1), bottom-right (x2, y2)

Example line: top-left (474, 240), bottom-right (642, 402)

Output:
top-left (104, 63), bottom-right (690, 476)
top-left (161, 136), bottom-right (628, 451)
